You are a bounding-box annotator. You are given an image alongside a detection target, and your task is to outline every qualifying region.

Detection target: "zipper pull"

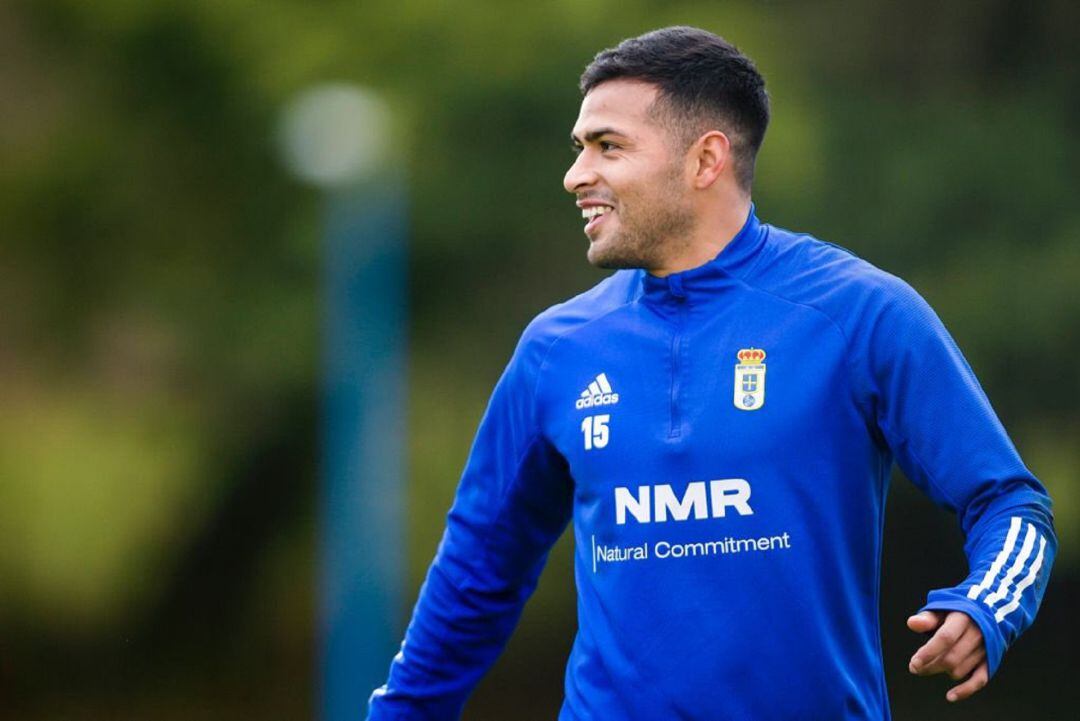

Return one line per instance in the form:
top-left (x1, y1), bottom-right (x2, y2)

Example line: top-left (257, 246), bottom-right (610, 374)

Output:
top-left (668, 274), bottom-right (686, 301)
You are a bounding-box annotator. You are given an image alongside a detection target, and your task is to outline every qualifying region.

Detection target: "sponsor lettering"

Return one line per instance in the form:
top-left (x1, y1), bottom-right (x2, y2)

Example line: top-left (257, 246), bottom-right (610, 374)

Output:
top-left (615, 479), bottom-right (753, 525)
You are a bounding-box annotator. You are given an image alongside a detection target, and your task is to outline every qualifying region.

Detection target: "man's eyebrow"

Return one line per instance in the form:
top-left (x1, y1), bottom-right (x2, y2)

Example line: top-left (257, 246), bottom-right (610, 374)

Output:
top-left (570, 127), bottom-right (627, 144)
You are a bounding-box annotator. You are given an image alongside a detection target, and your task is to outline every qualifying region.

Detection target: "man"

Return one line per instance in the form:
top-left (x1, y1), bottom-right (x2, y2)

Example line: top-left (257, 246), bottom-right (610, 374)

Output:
top-left (368, 26), bottom-right (1055, 720)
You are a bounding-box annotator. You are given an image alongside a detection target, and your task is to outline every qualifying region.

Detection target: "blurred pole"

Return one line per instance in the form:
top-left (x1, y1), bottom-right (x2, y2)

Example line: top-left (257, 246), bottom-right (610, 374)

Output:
top-left (321, 176), bottom-right (406, 720)
top-left (277, 84), bottom-right (405, 721)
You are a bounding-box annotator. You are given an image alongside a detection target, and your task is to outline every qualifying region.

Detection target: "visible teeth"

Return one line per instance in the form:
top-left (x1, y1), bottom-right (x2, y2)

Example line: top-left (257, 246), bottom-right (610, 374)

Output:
top-left (581, 206), bottom-right (613, 219)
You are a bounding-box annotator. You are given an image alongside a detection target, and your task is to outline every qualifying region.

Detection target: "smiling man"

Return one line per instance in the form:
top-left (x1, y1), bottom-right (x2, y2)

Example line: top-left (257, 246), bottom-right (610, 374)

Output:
top-left (367, 27), bottom-right (1056, 720)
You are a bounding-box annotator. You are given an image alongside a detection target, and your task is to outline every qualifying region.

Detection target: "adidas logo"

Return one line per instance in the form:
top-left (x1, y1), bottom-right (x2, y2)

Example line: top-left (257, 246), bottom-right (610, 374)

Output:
top-left (576, 373), bottom-right (620, 410)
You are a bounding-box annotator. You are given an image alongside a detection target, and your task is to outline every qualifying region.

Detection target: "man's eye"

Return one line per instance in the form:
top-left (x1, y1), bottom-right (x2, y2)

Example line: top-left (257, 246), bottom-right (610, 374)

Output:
top-left (569, 141), bottom-right (617, 154)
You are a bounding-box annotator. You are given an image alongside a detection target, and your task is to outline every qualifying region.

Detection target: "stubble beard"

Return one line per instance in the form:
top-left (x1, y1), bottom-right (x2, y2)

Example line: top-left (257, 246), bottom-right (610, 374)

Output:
top-left (585, 161), bottom-right (696, 271)
top-left (586, 193), bottom-right (696, 271)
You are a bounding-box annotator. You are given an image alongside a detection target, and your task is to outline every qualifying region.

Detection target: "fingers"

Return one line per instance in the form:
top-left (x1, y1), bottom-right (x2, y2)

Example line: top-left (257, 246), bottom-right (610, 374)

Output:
top-left (909, 612), bottom-right (970, 673)
top-left (946, 661), bottom-right (989, 702)
top-left (916, 625), bottom-right (983, 676)
top-left (906, 610), bottom-right (943, 634)
top-left (948, 646), bottom-right (986, 682)
top-left (905, 611), bottom-right (991, 702)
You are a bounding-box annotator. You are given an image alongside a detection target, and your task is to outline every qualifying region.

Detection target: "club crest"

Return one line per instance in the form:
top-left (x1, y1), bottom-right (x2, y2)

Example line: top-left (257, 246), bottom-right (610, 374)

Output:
top-left (734, 348), bottom-right (766, 411)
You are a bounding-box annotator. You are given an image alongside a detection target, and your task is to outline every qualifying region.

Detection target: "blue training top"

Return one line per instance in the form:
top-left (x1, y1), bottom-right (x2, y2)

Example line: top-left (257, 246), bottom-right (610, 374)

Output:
top-left (367, 206), bottom-right (1056, 721)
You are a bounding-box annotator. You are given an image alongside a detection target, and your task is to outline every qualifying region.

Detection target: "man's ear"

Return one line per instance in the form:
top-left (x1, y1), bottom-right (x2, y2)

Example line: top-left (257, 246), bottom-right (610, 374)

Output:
top-left (691, 130), bottom-right (731, 190)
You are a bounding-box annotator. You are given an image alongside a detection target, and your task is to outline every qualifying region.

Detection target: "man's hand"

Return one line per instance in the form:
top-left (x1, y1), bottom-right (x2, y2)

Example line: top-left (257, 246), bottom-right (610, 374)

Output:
top-left (907, 610), bottom-right (988, 702)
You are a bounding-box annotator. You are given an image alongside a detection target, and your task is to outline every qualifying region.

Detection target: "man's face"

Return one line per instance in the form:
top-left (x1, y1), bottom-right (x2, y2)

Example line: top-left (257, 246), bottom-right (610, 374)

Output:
top-left (565, 79), bottom-right (696, 270)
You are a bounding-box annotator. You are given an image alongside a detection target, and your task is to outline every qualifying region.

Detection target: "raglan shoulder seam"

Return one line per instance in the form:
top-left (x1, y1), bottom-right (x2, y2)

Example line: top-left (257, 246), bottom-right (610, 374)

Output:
top-left (522, 279), bottom-right (640, 429)
top-left (726, 268), bottom-right (872, 424)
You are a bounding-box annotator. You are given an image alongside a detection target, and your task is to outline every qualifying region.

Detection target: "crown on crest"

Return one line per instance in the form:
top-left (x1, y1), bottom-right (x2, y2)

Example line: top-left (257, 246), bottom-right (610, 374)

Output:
top-left (737, 348), bottom-right (766, 363)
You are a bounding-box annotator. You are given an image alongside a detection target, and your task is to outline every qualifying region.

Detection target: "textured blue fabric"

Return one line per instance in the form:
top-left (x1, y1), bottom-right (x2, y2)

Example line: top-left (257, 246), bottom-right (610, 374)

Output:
top-left (367, 207), bottom-right (1056, 721)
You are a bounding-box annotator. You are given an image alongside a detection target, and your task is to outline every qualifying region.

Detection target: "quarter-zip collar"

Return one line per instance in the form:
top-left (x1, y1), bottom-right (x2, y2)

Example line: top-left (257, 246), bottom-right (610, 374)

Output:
top-left (638, 203), bottom-right (766, 307)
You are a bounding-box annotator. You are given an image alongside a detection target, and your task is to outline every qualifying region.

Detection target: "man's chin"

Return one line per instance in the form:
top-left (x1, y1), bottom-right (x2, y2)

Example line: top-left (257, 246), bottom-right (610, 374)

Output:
top-left (586, 239), bottom-right (646, 270)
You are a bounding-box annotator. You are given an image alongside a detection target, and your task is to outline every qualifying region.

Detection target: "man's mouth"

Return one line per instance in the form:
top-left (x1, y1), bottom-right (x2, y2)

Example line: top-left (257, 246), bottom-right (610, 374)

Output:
top-left (582, 205), bottom-right (614, 236)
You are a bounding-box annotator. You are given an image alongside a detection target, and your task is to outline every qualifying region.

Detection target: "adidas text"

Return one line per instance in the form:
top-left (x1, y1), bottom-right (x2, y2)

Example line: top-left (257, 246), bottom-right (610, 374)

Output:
top-left (576, 392), bottom-right (619, 410)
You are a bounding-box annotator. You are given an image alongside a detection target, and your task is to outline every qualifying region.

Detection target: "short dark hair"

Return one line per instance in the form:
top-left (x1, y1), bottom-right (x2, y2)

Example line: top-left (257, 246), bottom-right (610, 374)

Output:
top-left (580, 26), bottom-right (770, 192)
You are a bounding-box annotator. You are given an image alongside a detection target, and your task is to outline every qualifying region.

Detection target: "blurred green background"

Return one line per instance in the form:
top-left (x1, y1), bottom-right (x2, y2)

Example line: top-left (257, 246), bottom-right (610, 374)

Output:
top-left (1, 0), bottom-right (1077, 719)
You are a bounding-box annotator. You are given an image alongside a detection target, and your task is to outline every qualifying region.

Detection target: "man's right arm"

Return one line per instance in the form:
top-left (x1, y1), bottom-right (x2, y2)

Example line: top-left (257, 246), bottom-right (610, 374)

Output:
top-left (367, 327), bottom-right (573, 721)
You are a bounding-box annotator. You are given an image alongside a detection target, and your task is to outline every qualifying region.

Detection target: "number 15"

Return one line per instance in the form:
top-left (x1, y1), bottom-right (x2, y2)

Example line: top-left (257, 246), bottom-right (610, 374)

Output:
top-left (581, 414), bottom-right (610, 450)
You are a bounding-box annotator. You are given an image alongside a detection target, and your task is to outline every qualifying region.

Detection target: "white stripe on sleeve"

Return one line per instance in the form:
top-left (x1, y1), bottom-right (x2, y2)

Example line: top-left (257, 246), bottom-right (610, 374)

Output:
top-left (967, 516), bottom-right (1022, 601)
top-left (994, 534), bottom-right (1047, 623)
top-left (983, 522), bottom-right (1037, 608)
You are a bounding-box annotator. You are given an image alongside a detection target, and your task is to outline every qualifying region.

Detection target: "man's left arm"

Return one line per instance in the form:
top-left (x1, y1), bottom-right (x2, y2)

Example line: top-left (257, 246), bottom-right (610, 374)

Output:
top-left (857, 275), bottom-right (1057, 700)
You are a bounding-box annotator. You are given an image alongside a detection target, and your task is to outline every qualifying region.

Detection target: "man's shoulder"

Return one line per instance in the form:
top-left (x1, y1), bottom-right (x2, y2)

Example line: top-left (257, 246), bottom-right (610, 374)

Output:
top-left (515, 270), bottom-right (639, 357)
top-left (754, 222), bottom-right (928, 324)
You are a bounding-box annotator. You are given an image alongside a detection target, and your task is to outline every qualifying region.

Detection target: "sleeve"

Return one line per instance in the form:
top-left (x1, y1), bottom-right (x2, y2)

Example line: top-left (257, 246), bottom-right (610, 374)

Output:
top-left (857, 276), bottom-right (1057, 679)
top-left (366, 326), bottom-right (574, 720)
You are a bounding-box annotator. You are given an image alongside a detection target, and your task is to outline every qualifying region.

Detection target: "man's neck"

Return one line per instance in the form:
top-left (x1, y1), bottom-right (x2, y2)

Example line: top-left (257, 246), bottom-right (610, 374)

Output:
top-left (647, 196), bottom-right (753, 278)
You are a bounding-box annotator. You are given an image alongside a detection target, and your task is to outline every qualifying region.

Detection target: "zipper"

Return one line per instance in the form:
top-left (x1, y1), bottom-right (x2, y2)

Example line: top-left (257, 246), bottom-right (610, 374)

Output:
top-left (668, 276), bottom-right (687, 438)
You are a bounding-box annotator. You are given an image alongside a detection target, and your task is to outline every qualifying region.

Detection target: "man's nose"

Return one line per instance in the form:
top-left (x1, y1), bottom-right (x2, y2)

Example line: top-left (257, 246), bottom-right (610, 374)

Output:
top-left (563, 152), bottom-right (597, 194)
